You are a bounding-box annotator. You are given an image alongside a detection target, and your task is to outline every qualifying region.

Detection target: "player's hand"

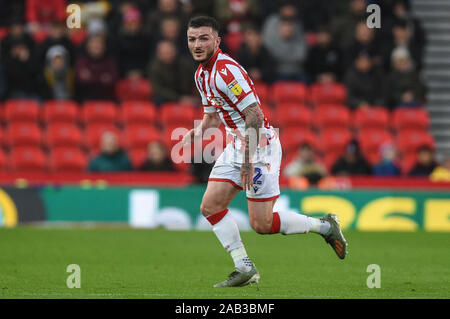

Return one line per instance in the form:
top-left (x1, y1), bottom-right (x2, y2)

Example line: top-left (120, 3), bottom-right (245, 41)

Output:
top-left (182, 129), bottom-right (195, 145)
top-left (240, 162), bottom-right (254, 191)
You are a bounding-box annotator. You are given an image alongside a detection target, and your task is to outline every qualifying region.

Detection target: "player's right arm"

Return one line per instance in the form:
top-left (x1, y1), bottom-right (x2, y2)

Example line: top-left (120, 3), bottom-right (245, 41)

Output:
top-left (182, 111), bottom-right (221, 145)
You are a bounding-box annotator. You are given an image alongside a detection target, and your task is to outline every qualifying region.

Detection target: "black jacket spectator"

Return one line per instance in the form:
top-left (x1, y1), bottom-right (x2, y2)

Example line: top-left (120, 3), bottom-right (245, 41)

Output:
top-left (4, 40), bottom-right (38, 98)
top-left (116, 6), bottom-right (151, 76)
top-left (306, 27), bottom-right (344, 81)
top-left (409, 146), bottom-right (437, 177)
top-left (332, 141), bottom-right (372, 176)
top-left (236, 25), bottom-right (274, 83)
top-left (344, 52), bottom-right (386, 109)
top-left (139, 141), bottom-right (175, 172)
top-left (148, 40), bottom-right (194, 105)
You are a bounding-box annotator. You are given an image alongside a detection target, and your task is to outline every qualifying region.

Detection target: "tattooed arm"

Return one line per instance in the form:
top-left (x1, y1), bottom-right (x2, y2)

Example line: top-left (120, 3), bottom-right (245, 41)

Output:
top-left (240, 102), bottom-right (264, 191)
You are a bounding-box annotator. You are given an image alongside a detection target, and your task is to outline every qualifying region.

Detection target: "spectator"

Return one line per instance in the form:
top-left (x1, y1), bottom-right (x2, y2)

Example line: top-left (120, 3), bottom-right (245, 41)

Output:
top-left (148, 40), bottom-right (194, 105)
top-left (344, 51), bottom-right (386, 109)
top-left (409, 145), bottom-right (437, 177)
top-left (117, 6), bottom-right (151, 76)
top-left (139, 141), bottom-right (175, 171)
top-left (0, 19), bottom-right (35, 63)
top-left (385, 47), bottom-right (426, 109)
top-left (373, 142), bottom-right (401, 176)
top-left (262, 3), bottom-right (308, 82)
top-left (75, 34), bottom-right (119, 101)
top-left (298, 0), bottom-right (335, 32)
top-left (236, 24), bottom-right (274, 83)
top-left (391, 0), bottom-right (426, 51)
top-left (330, 0), bottom-right (368, 50)
top-left (35, 20), bottom-right (75, 71)
top-left (0, 0), bottom-right (24, 28)
top-left (3, 40), bottom-right (39, 99)
top-left (25, 0), bottom-right (66, 35)
top-left (332, 140), bottom-right (372, 176)
top-left (39, 45), bottom-right (74, 100)
top-left (143, 0), bottom-right (187, 39)
top-left (283, 143), bottom-right (327, 185)
top-left (306, 26), bottom-right (344, 82)
top-left (153, 15), bottom-right (187, 57)
top-left (382, 19), bottom-right (424, 72)
top-left (215, 0), bottom-right (259, 33)
top-left (430, 156), bottom-right (450, 182)
top-left (344, 21), bottom-right (382, 70)
top-left (88, 131), bottom-right (133, 172)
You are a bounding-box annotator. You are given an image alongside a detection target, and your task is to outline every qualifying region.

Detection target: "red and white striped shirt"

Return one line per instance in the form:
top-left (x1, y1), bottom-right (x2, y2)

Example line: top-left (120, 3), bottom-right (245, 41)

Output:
top-left (194, 49), bottom-right (275, 150)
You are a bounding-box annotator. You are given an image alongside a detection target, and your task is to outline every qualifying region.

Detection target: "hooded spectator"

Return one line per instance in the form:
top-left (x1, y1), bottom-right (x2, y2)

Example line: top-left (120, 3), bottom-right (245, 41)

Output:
top-left (41, 45), bottom-right (74, 99)
top-left (373, 142), bottom-right (401, 176)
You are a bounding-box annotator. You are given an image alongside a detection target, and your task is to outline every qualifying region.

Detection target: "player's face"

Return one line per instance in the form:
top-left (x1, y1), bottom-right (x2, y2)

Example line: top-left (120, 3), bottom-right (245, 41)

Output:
top-left (187, 26), bottom-right (220, 64)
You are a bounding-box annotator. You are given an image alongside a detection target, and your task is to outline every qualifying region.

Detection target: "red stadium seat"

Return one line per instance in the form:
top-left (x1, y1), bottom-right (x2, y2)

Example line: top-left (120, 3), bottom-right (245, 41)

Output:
top-left (276, 103), bottom-right (312, 129)
top-left (358, 129), bottom-right (393, 154)
top-left (254, 82), bottom-right (269, 104)
top-left (124, 125), bottom-right (160, 149)
top-left (280, 128), bottom-right (317, 153)
top-left (400, 153), bottom-right (419, 175)
top-left (309, 82), bottom-right (347, 106)
top-left (396, 130), bottom-right (435, 155)
top-left (84, 124), bottom-right (123, 153)
top-left (353, 106), bottom-right (389, 130)
top-left (392, 107), bottom-right (430, 131)
top-left (9, 146), bottom-right (47, 172)
top-left (5, 123), bottom-right (42, 148)
top-left (0, 148), bottom-right (6, 170)
top-left (82, 101), bottom-right (118, 125)
top-left (5, 99), bottom-right (40, 123)
top-left (273, 82), bottom-right (307, 104)
top-left (318, 128), bottom-right (353, 157)
top-left (315, 105), bottom-right (351, 129)
top-left (42, 100), bottom-right (79, 124)
top-left (45, 123), bottom-right (83, 148)
top-left (120, 101), bottom-right (157, 126)
top-left (115, 78), bottom-right (152, 101)
top-left (32, 30), bottom-right (48, 43)
top-left (129, 147), bottom-right (147, 169)
top-left (358, 129), bottom-right (393, 165)
top-left (160, 102), bottom-right (196, 127)
top-left (69, 28), bottom-right (87, 46)
top-left (49, 147), bottom-right (88, 172)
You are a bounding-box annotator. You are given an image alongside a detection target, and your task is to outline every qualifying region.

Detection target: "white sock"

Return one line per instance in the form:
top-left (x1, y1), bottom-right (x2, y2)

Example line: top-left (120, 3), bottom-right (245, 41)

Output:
top-left (277, 211), bottom-right (331, 235)
top-left (308, 217), bottom-right (331, 235)
top-left (208, 210), bottom-right (253, 272)
top-left (230, 247), bottom-right (253, 272)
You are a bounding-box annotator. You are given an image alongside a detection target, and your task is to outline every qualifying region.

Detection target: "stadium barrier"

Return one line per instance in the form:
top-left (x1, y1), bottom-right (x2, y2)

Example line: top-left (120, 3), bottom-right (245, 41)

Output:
top-left (0, 185), bottom-right (448, 232)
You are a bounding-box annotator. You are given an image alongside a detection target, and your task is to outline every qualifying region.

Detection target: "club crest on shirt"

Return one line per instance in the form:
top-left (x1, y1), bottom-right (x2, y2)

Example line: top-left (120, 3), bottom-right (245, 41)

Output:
top-left (227, 79), bottom-right (243, 96)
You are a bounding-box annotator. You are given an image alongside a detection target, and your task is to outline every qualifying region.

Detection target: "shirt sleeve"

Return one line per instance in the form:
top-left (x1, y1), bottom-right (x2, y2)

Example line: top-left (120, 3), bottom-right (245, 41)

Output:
top-left (194, 72), bottom-right (216, 114)
top-left (215, 63), bottom-right (258, 112)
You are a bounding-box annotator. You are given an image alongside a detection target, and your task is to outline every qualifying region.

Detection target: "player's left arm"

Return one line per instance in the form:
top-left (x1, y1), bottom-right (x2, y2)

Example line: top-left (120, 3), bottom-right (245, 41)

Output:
top-left (241, 102), bottom-right (264, 191)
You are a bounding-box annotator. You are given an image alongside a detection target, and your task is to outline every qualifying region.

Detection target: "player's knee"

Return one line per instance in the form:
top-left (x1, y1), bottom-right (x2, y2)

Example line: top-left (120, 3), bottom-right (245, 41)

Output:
top-left (250, 219), bottom-right (272, 235)
top-left (200, 201), bottom-right (221, 217)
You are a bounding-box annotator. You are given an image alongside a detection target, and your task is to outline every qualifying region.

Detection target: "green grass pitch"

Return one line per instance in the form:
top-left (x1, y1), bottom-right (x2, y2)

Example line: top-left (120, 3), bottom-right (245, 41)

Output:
top-left (0, 227), bottom-right (448, 299)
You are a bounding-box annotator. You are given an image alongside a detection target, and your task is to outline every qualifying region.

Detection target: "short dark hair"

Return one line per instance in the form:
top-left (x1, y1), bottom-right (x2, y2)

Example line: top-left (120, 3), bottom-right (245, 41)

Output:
top-left (188, 16), bottom-right (220, 33)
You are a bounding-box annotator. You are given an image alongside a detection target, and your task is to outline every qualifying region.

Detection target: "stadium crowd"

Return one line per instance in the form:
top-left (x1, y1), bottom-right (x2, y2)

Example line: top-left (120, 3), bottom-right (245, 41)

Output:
top-left (0, 0), bottom-right (448, 185)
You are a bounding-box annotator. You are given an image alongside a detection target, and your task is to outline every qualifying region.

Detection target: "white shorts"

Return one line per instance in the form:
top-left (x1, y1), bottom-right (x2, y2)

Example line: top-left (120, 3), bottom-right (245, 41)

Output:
top-left (209, 137), bottom-right (282, 201)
